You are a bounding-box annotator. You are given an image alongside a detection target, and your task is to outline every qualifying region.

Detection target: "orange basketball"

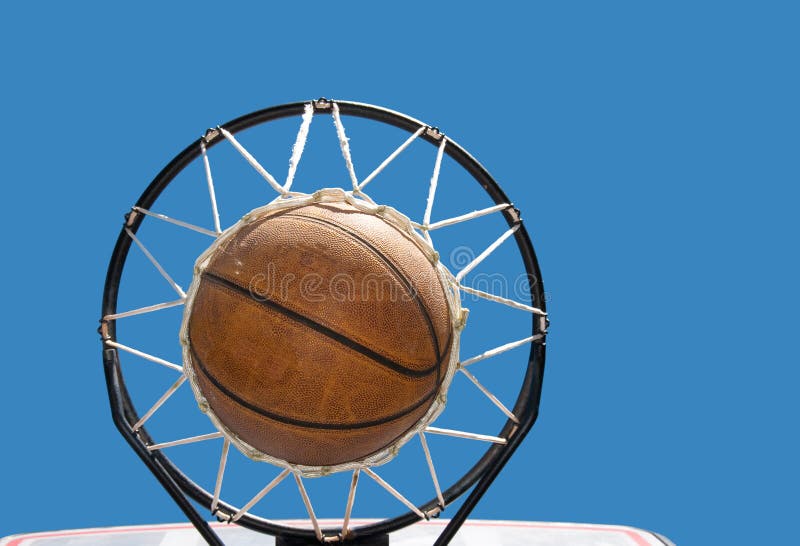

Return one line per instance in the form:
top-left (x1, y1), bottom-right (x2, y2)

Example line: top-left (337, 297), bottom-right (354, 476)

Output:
top-left (184, 200), bottom-right (453, 467)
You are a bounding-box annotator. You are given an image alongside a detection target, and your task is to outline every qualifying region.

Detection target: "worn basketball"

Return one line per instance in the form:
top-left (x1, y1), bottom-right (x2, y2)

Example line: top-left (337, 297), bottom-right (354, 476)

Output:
top-left (185, 201), bottom-right (453, 467)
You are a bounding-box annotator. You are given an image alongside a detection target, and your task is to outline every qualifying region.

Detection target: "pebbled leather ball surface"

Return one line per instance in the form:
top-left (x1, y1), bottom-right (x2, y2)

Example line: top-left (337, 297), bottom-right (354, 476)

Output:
top-left (187, 201), bottom-right (452, 466)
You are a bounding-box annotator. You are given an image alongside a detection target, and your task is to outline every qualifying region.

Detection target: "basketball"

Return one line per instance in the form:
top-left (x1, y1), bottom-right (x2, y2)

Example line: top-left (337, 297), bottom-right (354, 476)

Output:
top-left (185, 199), bottom-right (453, 467)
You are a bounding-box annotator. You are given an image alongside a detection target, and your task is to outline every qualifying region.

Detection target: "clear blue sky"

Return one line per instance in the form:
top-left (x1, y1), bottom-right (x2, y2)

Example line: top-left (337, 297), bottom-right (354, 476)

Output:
top-left (1, 2), bottom-right (797, 545)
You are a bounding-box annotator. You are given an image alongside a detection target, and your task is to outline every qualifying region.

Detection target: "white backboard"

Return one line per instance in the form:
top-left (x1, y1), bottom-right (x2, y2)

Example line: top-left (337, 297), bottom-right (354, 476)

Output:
top-left (1, 519), bottom-right (675, 545)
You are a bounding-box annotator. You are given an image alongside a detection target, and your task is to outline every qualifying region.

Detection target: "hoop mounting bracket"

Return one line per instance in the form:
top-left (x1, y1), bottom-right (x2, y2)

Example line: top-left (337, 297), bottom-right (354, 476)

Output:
top-left (313, 97), bottom-right (333, 111)
top-left (203, 127), bottom-right (222, 144)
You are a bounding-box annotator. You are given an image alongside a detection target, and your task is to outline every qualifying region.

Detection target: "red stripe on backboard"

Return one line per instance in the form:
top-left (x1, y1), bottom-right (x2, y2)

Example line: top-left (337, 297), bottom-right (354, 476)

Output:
top-left (2, 523), bottom-right (226, 546)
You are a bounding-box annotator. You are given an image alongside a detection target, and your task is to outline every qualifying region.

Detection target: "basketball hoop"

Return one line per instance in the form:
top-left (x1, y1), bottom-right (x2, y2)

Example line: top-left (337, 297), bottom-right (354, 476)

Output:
top-left (99, 99), bottom-right (548, 545)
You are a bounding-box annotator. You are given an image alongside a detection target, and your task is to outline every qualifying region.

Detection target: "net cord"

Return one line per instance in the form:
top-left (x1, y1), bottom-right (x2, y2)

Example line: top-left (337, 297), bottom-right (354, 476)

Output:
top-left (284, 103), bottom-right (314, 192)
top-left (132, 206), bottom-right (218, 237)
top-left (423, 137), bottom-right (447, 227)
top-left (460, 334), bottom-right (545, 367)
top-left (133, 375), bottom-right (187, 432)
top-left (294, 473), bottom-right (324, 541)
top-left (147, 432), bottom-right (223, 451)
top-left (457, 283), bottom-right (546, 316)
top-left (218, 126), bottom-right (286, 195)
top-left (211, 439), bottom-right (230, 513)
top-left (342, 469), bottom-right (360, 538)
top-left (104, 340), bottom-right (183, 373)
top-left (455, 224), bottom-right (520, 282)
top-left (124, 227), bottom-right (186, 298)
top-left (332, 102), bottom-right (360, 191)
top-left (359, 126), bottom-right (425, 190)
top-left (103, 298), bottom-right (185, 321)
top-left (200, 141), bottom-right (223, 234)
top-left (429, 203), bottom-right (510, 231)
top-left (231, 469), bottom-right (291, 523)
top-left (419, 432), bottom-right (445, 508)
top-left (363, 468), bottom-right (426, 519)
top-left (424, 426), bottom-right (506, 445)
top-left (458, 367), bottom-right (518, 423)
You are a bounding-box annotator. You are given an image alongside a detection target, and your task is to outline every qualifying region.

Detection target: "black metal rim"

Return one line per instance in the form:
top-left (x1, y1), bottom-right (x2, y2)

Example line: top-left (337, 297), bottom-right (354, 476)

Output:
top-left (100, 99), bottom-right (547, 545)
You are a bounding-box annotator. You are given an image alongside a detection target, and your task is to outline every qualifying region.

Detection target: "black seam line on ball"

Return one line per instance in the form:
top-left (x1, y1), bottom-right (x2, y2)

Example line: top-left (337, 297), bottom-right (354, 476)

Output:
top-left (438, 327), bottom-right (454, 387)
top-left (281, 212), bottom-right (443, 362)
top-left (204, 272), bottom-right (438, 378)
top-left (189, 343), bottom-right (439, 430)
